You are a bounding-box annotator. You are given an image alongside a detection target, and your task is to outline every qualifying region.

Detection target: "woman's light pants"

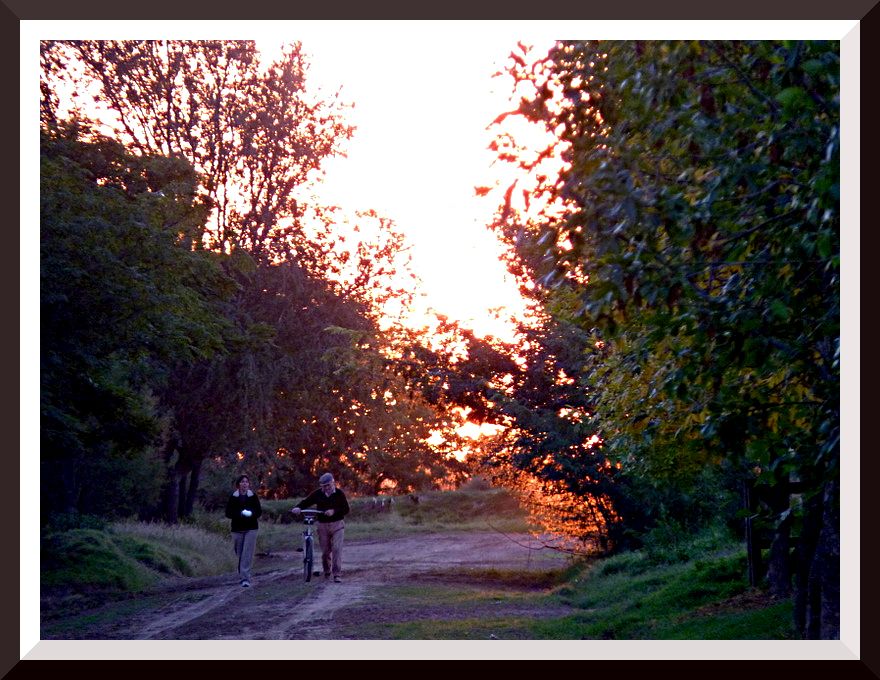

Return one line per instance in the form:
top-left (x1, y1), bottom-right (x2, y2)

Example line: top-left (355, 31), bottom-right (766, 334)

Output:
top-left (233, 529), bottom-right (258, 582)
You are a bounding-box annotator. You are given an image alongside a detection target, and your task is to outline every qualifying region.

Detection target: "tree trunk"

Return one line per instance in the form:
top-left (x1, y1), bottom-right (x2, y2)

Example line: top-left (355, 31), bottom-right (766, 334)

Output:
top-left (165, 467), bottom-right (181, 524)
top-left (183, 458), bottom-right (202, 517)
top-left (794, 485), bottom-right (823, 638)
top-left (743, 480), bottom-right (762, 587)
top-left (807, 479), bottom-right (839, 639)
top-left (177, 471), bottom-right (188, 519)
top-left (160, 433), bottom-right (182, 524)
top-left (767, 518), bottom-right (792, 597)
top-left (765, 480), bottom-right (792, 598)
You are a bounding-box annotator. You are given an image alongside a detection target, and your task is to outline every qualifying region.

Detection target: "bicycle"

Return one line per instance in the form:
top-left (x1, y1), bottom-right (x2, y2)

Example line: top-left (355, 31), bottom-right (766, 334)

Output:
top-left (295, 509), bottom-right (325, 582)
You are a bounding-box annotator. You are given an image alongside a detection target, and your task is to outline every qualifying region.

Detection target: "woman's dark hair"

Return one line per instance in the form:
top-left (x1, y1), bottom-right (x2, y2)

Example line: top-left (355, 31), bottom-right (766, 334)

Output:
top-left (235, 475), bottom-right (249, 487)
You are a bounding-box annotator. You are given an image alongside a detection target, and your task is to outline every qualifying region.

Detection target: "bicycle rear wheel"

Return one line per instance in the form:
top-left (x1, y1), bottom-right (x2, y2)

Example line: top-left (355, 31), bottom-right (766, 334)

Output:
top-left (303, 536), bottom-right (313, 582)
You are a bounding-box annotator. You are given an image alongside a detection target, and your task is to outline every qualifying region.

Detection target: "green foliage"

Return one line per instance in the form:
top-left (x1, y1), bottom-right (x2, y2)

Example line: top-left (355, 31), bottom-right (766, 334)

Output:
top-left (640, 521), bottom-right (737, 566)
top-left (489, 40), bottom-right (839, 636)
top-left (43, 512), bottom-right (108, 533)
top-left (40, 122), bottom-right (233, 518)
top-left (507, 39), bottom-right (839, 494)
top-left (57, 452), bottom-right (165, 521)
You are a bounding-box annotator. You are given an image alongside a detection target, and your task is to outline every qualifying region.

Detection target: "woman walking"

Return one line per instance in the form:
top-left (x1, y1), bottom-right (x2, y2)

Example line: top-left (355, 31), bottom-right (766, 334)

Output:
top-left (225, 475), bottom-right (262, 588)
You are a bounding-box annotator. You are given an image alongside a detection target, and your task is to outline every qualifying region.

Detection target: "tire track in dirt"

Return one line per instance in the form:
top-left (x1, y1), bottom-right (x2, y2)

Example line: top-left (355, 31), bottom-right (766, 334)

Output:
top-left (131, 567), bottom-right (300, 640)
top-left (264, 581), bottom-right (368, 639)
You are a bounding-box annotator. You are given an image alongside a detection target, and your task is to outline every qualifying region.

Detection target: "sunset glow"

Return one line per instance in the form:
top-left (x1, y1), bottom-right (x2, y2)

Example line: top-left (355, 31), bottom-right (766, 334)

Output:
top-left (258, 34), bottom-right (556, 342)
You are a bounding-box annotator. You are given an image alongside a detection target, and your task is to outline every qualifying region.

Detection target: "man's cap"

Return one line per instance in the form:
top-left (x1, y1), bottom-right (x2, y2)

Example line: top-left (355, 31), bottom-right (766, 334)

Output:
top-left (319, 473), bottom-right (334, 484)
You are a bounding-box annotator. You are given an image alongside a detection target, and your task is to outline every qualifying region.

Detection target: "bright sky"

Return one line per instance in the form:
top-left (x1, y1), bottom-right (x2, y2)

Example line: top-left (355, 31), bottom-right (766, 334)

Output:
top-left (257, 33), bottom-right (550, 341)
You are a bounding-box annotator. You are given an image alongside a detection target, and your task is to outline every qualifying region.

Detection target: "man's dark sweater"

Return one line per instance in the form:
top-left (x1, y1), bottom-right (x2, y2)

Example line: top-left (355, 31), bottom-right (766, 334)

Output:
top-left (295, 487), bottom-right (350, 522)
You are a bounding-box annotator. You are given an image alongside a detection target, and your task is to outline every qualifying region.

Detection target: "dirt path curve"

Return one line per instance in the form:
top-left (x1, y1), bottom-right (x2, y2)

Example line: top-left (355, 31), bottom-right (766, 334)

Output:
top-left (85, 531), bottom-right (571, 641)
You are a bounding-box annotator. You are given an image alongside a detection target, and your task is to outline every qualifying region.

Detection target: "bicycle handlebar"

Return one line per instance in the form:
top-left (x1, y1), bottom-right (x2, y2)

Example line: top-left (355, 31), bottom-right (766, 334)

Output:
top-left (292, 508), bottom-right (326, 516)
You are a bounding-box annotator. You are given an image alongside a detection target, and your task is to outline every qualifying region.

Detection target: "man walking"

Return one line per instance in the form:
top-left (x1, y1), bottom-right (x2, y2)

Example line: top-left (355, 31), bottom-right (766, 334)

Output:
top-left (291, 473), bottom-right (350, 582)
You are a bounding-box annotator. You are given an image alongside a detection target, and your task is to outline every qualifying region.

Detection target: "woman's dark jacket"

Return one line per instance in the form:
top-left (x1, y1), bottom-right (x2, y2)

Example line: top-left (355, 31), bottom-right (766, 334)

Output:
top-left (225, 490), bottom-right (262, 532)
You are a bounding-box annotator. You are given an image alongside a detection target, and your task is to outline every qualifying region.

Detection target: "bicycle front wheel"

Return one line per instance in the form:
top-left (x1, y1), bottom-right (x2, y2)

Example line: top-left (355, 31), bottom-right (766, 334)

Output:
top-left (303, 537), bottom-right (313, 582)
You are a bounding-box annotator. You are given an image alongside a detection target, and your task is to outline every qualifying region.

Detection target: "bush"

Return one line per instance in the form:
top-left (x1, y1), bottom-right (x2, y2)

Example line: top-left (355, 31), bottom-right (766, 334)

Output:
top-left (640, 520), bottom-right (738, 566)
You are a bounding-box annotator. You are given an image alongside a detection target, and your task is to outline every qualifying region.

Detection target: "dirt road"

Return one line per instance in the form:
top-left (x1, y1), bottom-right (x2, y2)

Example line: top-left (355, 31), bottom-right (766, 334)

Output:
top-left (42, 531), bottom-right (574, 640)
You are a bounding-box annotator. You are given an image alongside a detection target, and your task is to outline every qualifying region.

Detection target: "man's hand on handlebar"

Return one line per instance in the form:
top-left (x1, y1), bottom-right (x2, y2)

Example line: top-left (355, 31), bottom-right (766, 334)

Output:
top-left (291, 508), bottom-right (326, 516)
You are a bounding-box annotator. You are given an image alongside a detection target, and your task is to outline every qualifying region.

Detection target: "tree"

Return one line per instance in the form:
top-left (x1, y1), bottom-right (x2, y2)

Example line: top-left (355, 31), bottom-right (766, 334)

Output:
top-left (40, 121), bottom-right (232, 520)
top-left (41, 40), bottom-right (353, 259)
top-left (491, 40), bottom-right (840, 639)
top-left (41, 41), bottom-right (469, 515)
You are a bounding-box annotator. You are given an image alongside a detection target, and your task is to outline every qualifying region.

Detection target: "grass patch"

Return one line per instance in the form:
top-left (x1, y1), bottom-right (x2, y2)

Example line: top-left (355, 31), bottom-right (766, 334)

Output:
top-left (383, 582), bottom-right (510, 606)
top-left (337, 487), bottom-right (534, 539)
top-left (655, 599), bottom-right (795, 639)
top-left (112, 521), bottom-right (237, 577)
top-left (41, 521), bottom-right (236, 599)
top-left (418, 566), bottom-right (566, 590)
top-left (389, 487), bottom-right (531, 530)
top-left (41, 590), bottom-right (174, 637)
top-left (527, 532), bottom-right (794, 640)
top-left (41, 529), bottom-right (159, 593)
top-left (328, 559), bottom-right (568, 636)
